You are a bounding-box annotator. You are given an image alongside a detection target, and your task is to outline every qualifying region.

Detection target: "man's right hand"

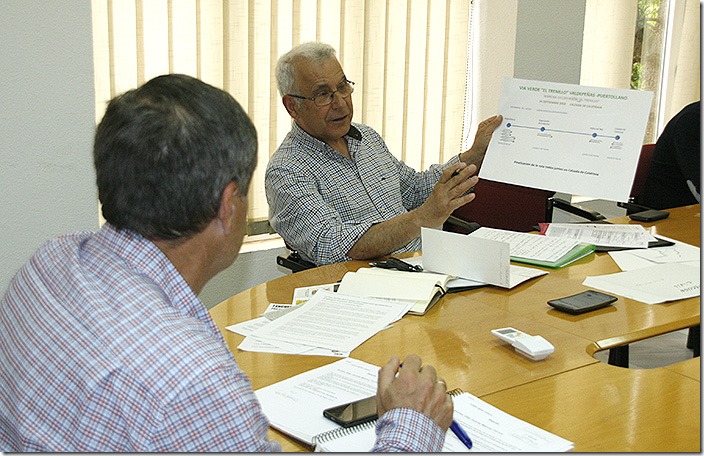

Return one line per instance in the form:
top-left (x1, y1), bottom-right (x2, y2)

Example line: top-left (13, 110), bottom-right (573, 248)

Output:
top-left (376, 354), bottom-right (453, 431)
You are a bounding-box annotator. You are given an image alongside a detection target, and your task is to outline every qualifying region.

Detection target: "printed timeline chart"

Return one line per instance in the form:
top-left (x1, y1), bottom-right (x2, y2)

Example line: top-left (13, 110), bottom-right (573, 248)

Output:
top-left (480, 78), bottom-right (654, 202)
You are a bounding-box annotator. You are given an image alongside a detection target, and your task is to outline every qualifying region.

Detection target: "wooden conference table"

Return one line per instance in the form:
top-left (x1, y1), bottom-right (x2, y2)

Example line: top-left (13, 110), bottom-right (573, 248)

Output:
top-left (210, 204), bottom-right (701, 452)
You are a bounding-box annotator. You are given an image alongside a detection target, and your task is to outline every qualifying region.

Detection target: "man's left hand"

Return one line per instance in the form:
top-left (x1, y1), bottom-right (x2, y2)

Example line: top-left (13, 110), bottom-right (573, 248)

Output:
top-left (460, 114), bottom-right (503, 169)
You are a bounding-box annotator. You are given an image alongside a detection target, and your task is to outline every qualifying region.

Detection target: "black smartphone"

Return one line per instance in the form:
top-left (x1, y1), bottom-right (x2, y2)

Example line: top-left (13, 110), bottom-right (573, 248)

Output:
top-left (323, 395), bottom-right (378, 427)
top-left (548, 290), bottom-right (617, 315)
top-left (629, 209), bottom-right (670, 222)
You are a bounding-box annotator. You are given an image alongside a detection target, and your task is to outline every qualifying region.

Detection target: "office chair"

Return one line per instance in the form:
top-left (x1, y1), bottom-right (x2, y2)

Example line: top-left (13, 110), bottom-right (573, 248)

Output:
top-left (276, 244), bottom-right (316, 273)
top-left (444, 179), bottom-right (605, 234)
top-left (446, 144), bottom-right (661, 235)
top-left (611, 143), bottom-right (700, 363)
top-left (617, 143), bottom-right (656, 215)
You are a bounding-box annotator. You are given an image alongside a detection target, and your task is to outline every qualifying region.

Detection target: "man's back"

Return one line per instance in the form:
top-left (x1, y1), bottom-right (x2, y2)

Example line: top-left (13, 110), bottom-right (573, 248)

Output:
top-left (0, 225), bottom-right (274, 452)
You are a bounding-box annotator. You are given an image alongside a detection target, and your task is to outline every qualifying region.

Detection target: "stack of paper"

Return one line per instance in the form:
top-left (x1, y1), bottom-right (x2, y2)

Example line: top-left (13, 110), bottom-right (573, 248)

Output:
top-left (539, 223), bottom-right (653, 248)
top-left (467, 227), bottom-right (595, 268)
top-left (583, 235), bottom-right (700, 304)
top-left (229, 290), bottom-right (412, 357)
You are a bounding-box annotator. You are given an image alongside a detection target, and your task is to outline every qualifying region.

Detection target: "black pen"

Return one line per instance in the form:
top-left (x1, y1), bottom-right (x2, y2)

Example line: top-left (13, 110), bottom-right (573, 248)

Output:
top-left (369, 257), bottom-right (422, 272)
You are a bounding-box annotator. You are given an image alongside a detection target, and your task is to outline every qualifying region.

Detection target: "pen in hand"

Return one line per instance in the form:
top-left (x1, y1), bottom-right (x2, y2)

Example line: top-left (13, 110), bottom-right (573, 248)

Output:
top-left (450, 419), bottom-right (473, 450)
top-left (396, 362), bottom-right (472, 449)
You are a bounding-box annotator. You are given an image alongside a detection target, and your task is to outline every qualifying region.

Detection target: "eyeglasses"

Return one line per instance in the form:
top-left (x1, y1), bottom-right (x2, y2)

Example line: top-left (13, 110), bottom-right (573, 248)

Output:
top-left (288, 79), bottom-right (355, 107)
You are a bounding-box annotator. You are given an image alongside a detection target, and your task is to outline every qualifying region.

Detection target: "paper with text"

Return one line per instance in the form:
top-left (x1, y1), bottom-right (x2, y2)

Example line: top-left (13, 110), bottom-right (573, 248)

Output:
top-left (543, 223), bottom-right (652, 248)
top-left (255, 358), bottom-right (378, 445)
top-left (583, 262), bottom-right (700, 304)
top-left (249, 290), bottom-right (408, 352)
top-left (227, 316), bottom-right (350, 357)
top-left (608, 235), bottom-right (700, 271)
top-left (313, 391), bottom-right (574, 452)
top-left (468, 227), bottom-right (580, 263)
top-left (480, 78), bottom-right (653, 202)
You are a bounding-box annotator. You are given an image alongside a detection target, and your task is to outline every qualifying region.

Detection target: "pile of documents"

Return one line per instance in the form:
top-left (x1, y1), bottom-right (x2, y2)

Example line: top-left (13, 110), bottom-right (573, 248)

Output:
top-left (227, 288), bottom-right (412, 357)
top-left (583, 235), bottom-right (700, 304)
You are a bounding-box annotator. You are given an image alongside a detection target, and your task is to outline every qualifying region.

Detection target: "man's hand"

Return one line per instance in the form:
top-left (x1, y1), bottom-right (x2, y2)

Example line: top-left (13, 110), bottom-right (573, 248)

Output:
top-left (460, 114), bottom-right (503, 169)
top-left (377, 354), bottom-right (453, 432)
top-left (414, 162), bottom-right (478, 228)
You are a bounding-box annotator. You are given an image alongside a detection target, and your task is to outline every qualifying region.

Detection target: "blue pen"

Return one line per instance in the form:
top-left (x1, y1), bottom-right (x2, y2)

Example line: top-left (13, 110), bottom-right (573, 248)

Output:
top-left (450, 420), bottom-right (473, 450)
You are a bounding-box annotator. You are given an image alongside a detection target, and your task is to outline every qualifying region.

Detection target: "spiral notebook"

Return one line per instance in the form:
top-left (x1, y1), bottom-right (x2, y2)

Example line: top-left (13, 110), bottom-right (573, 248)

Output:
top-left (255, 359), bottom-right (573, 452)
top-left (312, 388), bottom-right (573, 452)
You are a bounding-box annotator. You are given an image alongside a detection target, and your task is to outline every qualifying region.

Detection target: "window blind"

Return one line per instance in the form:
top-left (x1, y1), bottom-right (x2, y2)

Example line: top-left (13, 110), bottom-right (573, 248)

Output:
top-left (92, 0), bottom-right (472, 231)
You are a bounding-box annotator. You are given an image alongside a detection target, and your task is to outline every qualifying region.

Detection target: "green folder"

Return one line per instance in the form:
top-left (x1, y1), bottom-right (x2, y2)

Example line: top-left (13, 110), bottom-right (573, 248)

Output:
top-left (510, 242), bottom-right (596, 269)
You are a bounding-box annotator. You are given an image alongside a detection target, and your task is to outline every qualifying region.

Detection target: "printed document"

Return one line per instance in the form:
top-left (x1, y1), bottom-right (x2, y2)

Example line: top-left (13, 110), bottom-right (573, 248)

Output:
top-left (255, 358), bottom-right (379, 445)
top-left (608, 235), bottom-right (700, 270)
top-left (583, 262), bottom-right (700, 304)
top-left (256, 358), bottom-right (573, 452)
top-left (542, 223), bottom-right (653, 248)
top-left (468, 227), bottom-right (580, 263)
top-left (480, 78), bottom-right (653, 202)
top-left (247, 290), bottom-right (410, 353)
top-left (228, 315), bottom-right (350, 357)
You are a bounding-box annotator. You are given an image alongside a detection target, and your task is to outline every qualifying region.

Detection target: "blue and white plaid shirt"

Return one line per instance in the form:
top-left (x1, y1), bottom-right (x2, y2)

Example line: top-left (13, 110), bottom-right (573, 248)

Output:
top-left (266, 122), bottom-right (459, 265)
top-left (0, 224), bottom-right (444, 452)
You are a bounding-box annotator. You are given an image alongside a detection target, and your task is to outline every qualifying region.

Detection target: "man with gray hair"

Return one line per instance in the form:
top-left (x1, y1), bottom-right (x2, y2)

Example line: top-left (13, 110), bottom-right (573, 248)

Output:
top-left (1, 74), bottom-right (452, 452)
top-left (266, 41), bottom-right (502, 265)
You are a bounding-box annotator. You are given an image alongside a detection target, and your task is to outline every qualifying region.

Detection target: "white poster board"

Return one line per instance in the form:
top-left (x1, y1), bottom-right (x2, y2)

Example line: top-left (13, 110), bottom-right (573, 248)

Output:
top-left (480, 78), bottom-right (653, 202)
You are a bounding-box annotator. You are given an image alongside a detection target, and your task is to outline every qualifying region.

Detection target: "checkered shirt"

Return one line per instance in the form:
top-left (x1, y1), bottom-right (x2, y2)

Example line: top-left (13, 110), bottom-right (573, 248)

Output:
top-left (0, 224), bottom-right (279, 451)
top-left (265, 122), bottom-right (459, 265)
top-left (0, 224), bottom-right (444, 452)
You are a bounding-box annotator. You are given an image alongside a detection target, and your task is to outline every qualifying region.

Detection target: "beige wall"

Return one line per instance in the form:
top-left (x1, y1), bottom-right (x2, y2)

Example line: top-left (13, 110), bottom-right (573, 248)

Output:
top-left (0, 1), bottom-right (98, 293)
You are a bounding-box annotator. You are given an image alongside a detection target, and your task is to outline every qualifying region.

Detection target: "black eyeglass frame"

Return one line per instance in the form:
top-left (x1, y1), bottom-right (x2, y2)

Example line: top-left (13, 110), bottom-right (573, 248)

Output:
top-left (287, 79), bottom-right (355, 107)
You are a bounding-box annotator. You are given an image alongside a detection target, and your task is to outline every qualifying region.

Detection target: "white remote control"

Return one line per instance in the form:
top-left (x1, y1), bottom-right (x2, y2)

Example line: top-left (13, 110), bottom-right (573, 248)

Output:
top-left (491, 327), bottom-right (554, 361)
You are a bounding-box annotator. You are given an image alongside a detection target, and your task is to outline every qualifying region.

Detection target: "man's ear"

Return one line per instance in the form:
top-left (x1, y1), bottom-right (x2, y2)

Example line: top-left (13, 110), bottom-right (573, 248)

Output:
top-left (282, 95), bottom-right (299, 118)
top-left (217, 181), bottom-right (240, 234)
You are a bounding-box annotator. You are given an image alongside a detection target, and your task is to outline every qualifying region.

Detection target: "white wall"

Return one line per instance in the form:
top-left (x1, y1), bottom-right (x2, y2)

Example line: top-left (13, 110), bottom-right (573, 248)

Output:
top-left (0, 1), bottom-right (98, 292)
top-left (0, 0), bottom-right (592, 309)
top-left (514, 0), bottom-right (587, 84)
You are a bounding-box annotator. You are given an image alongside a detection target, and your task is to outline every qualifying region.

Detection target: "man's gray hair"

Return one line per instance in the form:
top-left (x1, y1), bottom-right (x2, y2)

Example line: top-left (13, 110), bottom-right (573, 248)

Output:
top-left (275, 42), bottom-right (337, 96)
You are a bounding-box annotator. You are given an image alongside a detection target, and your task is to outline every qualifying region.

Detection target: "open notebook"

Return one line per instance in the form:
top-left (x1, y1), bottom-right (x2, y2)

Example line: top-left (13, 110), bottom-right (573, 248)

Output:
top-left (336, 267), bottom-right (453, 315)
top-left (313, 388), bottom-right (573, 452)
top-left (255, 358), bottom-right (573, 452)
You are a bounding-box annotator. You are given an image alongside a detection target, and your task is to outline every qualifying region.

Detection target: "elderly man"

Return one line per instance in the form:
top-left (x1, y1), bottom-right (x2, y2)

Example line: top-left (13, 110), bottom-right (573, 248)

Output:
top-left (0, 74), bottom-right (452, 452)
top-left (266, 41), bottom-right (502, 266)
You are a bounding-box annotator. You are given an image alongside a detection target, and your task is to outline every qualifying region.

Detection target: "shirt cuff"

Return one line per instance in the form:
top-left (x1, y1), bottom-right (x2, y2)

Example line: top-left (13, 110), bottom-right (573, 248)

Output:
top-left (372, 407), bottom-right (445, 452)
top-left (442, 153), bottom-right (462, 171)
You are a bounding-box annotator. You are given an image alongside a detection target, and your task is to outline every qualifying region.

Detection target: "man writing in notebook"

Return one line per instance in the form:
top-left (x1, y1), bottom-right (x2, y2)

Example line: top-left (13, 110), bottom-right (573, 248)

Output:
top-left (0, 74), bottom-right (452, 452)
top-left (265, 42), bottom-right (502, 266)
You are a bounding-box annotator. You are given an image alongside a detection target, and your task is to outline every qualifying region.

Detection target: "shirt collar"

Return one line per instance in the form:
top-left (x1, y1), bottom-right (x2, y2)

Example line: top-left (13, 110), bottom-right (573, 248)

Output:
top-left (96, 224), bottom-right (217, 334)
top-left (291, 122), bottom-right (363, 149)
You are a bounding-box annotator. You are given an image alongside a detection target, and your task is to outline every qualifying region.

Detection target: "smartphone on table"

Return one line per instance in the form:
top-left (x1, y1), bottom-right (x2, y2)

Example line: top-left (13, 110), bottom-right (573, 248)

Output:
top-left (323, 395), bottom-right (378, 427)
top-left (547, 290), bottom-right (617, 315)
